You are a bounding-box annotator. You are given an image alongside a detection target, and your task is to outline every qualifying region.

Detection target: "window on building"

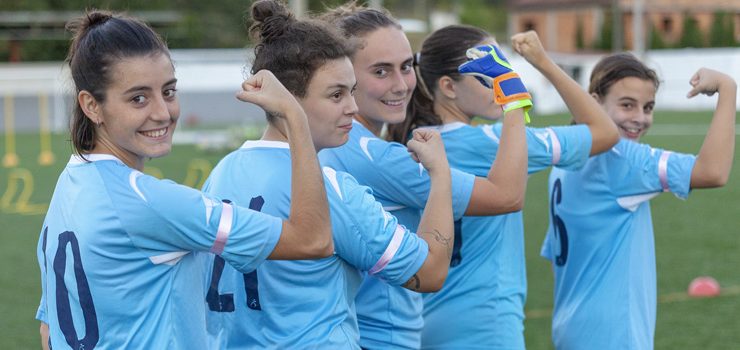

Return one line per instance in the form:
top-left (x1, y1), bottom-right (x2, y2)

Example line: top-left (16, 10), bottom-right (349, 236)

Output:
top-left (662, 16), bottom-right (673, 33)
top-left (524, 20), bottom-right (536, 32)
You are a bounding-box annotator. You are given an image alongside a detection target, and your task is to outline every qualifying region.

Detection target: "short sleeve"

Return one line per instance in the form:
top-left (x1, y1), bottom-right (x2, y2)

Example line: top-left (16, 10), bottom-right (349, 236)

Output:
top-left (524, 124), bottom-right (593, 173)
top-left (450, 168), bottom-right (475, 220)
top-left (610, 139), bottom-right (696, 199)
top-left (36, 299), bottom-right (46, 323)
top-left (325, 169), bottom-right (429, 286)
top-left (116, 172), bottom-right (282, 274)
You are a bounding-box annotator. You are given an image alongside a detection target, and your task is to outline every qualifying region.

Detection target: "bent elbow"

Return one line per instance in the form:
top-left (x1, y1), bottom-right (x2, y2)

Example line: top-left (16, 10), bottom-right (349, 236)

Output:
top-left (606, 131), bottom-right (620, 150)
top-left (707, 172), bottom-right (730, 188)
top-left (693, 168), bottom-right (731, 189)
top-left (311, 227), bottom-right (335, 258)
top-left (510, 194), bottom-right (525, 212)
top-left (500, 192), bottom-right (525, 213)
top-left (589, 126), bottom-right (620, 155)
top-left (419, 273), bottom-right (447, 293)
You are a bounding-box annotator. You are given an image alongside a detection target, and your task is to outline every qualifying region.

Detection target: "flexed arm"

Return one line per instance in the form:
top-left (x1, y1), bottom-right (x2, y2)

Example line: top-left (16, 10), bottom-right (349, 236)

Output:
top-left (402, 129), bottom-right (454, 292)
top-left (512, 31), bottom-right (619, 155)
top-left (687, 68), bottom-right (737, 188)
top-left (459, 44), bottom-right (529, 216)
top-left (236, 70), bottom-right (333, 259)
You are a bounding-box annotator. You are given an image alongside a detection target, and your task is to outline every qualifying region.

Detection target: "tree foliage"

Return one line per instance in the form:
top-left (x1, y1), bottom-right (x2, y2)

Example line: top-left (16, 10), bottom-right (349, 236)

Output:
top-left (458, 0), bottom-right (507, 40)
top-left (709, 10), bottom-right (737, 47)
top-left (649, 23), bottom-right (667, 49)
top-left (575, 17), bottom-right (585, 49)
top-left (595, 11), bottom-right (613, 51)
top-left (2, 0), bottom-right (257, 61)
top-left (679, 13), bottom-right (705, 48)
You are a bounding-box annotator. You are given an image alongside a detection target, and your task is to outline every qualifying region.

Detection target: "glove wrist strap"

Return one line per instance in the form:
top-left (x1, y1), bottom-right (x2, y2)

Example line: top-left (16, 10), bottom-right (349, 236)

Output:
top-left (493, 72), bottom-right (531, 105)
top-left (503, 99), bottom-right (533, 123)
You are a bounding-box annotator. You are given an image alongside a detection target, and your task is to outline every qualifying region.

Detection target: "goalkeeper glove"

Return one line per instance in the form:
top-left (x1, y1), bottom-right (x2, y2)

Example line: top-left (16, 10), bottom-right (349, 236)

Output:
top-left (459, 45), bottom-right (533, 122)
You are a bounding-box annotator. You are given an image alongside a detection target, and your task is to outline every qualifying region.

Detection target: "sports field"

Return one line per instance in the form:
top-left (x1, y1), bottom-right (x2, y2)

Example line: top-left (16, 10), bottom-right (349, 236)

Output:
top-left (1, 110), bottom-right (738, 348)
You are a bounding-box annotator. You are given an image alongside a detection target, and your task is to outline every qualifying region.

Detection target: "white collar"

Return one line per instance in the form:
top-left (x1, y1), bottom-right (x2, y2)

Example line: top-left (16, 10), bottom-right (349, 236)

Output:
top-left (240, 140), bottom-right (290, 150)
top-left (437, 122), bottom-right (467, 133)
top-left (68, 153), bottom-right (124, 165)
top-left (416, 122), bottom-right (467, 134)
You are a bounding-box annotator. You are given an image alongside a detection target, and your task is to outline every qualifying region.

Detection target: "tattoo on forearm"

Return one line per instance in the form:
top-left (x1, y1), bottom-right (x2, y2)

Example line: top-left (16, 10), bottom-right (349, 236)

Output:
top-left (404, 274), bottom-right (421, 291)
top-left (420, 229), bottom-right (453, 259)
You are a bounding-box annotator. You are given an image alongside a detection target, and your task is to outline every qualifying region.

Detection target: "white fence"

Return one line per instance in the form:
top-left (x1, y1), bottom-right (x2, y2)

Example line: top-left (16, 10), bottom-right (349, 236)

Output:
top-left (1, 47), bottom-right (739, 132)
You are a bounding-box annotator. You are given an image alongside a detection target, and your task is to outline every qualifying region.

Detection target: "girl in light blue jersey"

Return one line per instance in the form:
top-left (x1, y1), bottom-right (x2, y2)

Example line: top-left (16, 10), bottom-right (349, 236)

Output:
top-left (36, 9), bottom-right (333, 350)
top-left (387, 27), bottom-right (618, 350)
top-left (541, 53), bottom-right (736, 349)
top-left (319, 4), bottom-right (530, 348)
top-left (202, 1), bottom-right (461, 348)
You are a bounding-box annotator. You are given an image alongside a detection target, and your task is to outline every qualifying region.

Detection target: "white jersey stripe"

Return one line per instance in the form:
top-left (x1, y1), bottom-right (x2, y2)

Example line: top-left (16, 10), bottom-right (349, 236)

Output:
top-left (129, 171), bottom-right (147, 202)
top-left (547, 128), bottom-right (561, 166)
top-left (369, 224), bottom-right (405, 275)
top-left (149, 251), bottom-right (189, 265)
top-left (481, 124), bottom-right (500, 143)
top-left (360, 137), bottom-right (375, 161)
top-left (658, 151), bottom-right (672, 192)
top-left (323, 167), bottom-right (343, 200)
top-left (210, 202), bottom-right (233, 254)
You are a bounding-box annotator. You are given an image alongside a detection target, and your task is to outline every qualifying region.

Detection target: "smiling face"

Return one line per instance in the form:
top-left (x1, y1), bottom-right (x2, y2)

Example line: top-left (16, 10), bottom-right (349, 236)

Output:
top-left (597, 76), bottom-right (656, 141)
top-left (298, 56), bottom-right (358, 150)
top-left (351, 26), bottom-right (416, 128)
top-left (86, 53), bottom-right (179, 169)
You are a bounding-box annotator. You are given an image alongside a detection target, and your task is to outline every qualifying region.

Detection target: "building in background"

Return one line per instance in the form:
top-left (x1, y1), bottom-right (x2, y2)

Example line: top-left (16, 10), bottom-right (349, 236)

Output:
top-left (508, 0), bottom-right (740, 53)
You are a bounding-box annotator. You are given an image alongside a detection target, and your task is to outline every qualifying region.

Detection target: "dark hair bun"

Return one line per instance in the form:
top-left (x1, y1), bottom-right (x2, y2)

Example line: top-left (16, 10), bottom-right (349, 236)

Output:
top-left (250, 0), bottom-right (294, 43)
top-left (66, 9), bottom-right (113, 36)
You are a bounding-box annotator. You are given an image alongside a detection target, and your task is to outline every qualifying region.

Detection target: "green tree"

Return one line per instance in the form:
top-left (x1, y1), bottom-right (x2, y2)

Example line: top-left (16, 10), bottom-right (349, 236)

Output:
top-left (679, 13), bottom-right (705, 48)
top-left (595, 11), bottom-right (613, 50)
top-left (709, 10), bottom-right (737, 47)
top-left (459, 0), bottom-right (507, 39)
top-left (649, 23), bottom-right (667, 49)
top-left (575, 17), bottom-right (585, 49)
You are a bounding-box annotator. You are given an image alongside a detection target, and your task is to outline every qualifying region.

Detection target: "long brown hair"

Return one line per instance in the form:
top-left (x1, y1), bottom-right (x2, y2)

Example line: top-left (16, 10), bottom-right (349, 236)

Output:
top-left (66, 10), bottom-right (169, 157)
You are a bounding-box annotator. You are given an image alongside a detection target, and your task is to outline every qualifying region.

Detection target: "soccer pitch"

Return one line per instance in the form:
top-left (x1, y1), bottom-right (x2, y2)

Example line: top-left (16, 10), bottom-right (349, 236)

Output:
top-left (1, 111), bottom-right (738, 348)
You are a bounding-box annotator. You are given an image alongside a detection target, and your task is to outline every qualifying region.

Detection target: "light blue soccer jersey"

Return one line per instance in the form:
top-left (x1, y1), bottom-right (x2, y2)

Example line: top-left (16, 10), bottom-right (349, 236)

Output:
top-left (541, 138), bottom-right (696, 350)
top-left (319, 121), bottom-right (475, 349)
top-left (203, 140), bottom-right (429, 349)
top-left (420, 122), bottom-right (592, 350)
top-left (36, 154), bottom-right (282, 349)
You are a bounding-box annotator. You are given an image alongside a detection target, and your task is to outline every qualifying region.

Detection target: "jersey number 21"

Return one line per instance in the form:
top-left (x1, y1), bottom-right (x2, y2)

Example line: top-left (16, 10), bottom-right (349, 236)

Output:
top-left (206, 197), bottom-right (264, 312)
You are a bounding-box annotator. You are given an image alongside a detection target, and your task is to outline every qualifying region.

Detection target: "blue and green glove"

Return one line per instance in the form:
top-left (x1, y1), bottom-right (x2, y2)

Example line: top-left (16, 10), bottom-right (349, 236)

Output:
top-left (459, 45), bottom-right (533, 122)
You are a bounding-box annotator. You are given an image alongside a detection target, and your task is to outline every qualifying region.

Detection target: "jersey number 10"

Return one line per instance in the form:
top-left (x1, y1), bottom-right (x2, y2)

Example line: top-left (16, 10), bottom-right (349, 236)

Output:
top-left (43, 227), bottom-right (100, 349)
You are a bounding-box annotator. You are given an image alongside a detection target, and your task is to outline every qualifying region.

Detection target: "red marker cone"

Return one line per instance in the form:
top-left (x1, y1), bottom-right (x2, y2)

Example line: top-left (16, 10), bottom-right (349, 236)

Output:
top-left (688, 276), bottom-right (721, 297)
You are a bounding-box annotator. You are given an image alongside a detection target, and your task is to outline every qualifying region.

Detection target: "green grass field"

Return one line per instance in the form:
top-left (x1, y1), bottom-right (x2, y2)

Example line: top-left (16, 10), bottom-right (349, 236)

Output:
top-left (1, 111), bottom-right (738, 348)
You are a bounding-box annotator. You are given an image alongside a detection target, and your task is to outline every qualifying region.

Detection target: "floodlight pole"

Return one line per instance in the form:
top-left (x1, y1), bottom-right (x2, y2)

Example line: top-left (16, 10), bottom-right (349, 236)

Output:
top-left (633, 0), bottom-right (645, 58)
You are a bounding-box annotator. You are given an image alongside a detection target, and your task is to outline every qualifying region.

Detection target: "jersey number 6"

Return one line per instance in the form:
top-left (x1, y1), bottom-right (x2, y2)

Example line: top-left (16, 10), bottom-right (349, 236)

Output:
top-left (550, 179), bottom-right (569, 266)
